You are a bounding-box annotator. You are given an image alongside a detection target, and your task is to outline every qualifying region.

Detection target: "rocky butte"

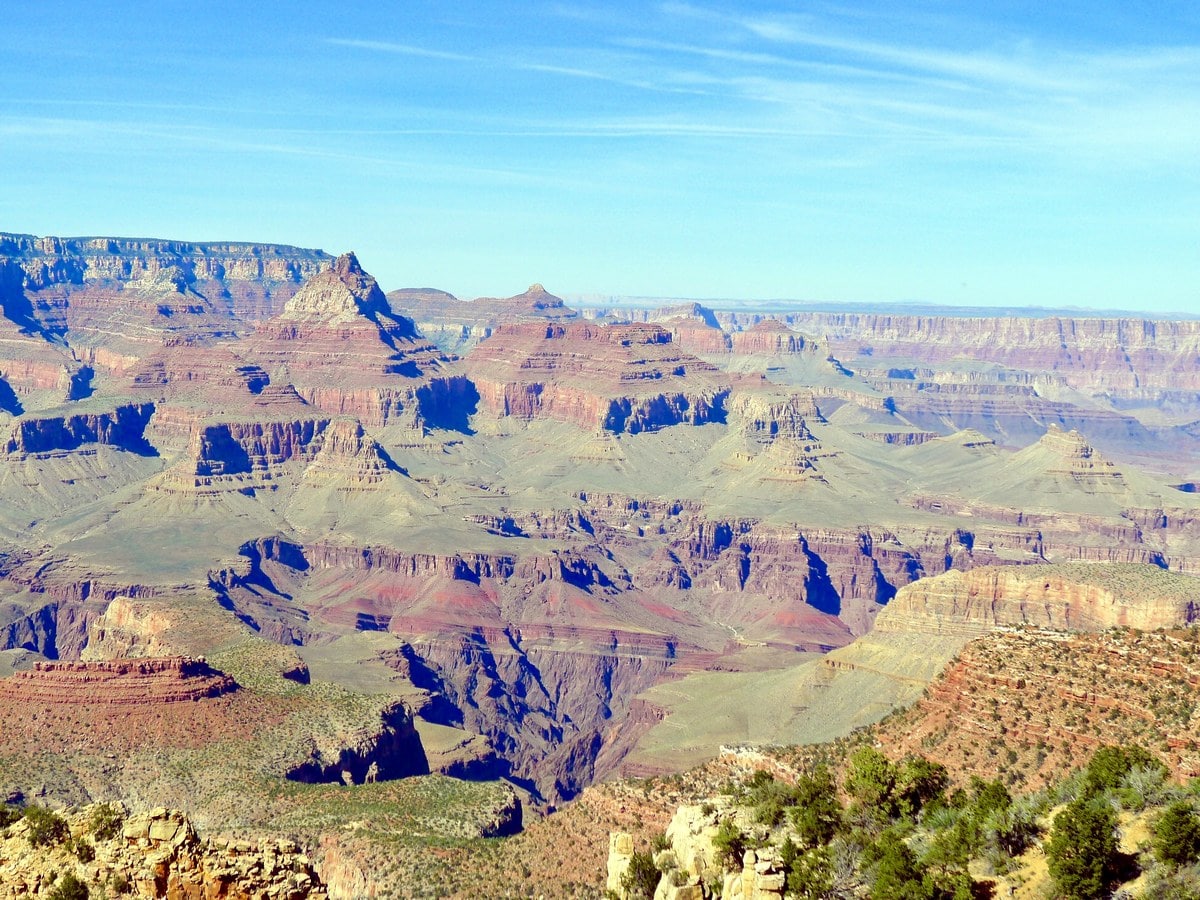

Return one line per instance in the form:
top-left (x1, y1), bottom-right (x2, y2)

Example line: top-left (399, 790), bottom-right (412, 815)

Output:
top-left (1, 232), bottom-right (1200, 896)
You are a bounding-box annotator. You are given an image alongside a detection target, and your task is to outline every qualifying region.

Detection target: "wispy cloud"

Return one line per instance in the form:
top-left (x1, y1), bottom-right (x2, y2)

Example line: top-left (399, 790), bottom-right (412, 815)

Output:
top-left (326, 36), bottom-right (707, 97)
top-left (326, 38), bottom-right (476, 63)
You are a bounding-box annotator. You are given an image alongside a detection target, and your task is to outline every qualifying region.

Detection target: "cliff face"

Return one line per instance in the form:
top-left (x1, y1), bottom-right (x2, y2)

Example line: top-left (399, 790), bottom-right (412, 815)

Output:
top-left (0, 232), bottom-right (331, 325)
top-left (0, 656), bottom-right (236, 704)
top-left (875, 563), bottom-right (1200, 635)
top-left (244, 253), bottom-right (450, 426)
top-left (465, 322), bottom-right (734, 432)
top-left (5, 403), bottom-right (155, 455)
top-left (774, 312), bottom-right (1200, 395)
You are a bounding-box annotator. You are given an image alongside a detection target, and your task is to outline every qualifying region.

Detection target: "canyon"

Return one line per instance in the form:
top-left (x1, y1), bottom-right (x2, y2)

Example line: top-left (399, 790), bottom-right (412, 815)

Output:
top-left (2, 231), bottom-right (1200, 895)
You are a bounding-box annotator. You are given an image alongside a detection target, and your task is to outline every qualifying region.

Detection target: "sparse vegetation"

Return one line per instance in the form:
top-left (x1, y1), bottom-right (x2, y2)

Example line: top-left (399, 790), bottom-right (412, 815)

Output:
top-left (45, 872), bottom-right (88, 900)
top-left (620, 849), bottom-right (659, 899)
top-left (88, 803), bottom-right (124, 841)
top-left (24, 805), bottom-right (68, 848)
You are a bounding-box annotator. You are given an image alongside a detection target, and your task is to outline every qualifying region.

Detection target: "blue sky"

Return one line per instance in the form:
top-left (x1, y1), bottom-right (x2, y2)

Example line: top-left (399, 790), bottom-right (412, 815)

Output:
top-left (2, 2), bottom-right (1198, 312)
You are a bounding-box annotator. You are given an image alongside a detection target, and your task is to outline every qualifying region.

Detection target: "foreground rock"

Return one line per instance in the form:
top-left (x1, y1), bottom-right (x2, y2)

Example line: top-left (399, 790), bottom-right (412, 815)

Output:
top-left (0, 803), bottom-right (324, 899)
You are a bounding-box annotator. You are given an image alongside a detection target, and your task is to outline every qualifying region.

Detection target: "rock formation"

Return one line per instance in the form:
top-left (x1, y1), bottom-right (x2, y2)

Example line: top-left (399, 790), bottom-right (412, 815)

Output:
top-left (0, 803), bottom-right (324, 899)
top-left (387, 282), bottom-right (579, 354)
top-left (875, 563), bottom-right (1200, 636)
top-left (465, 321), bottom-right (733, 432)
top-left (244, 253), bottom-right (450, 427)
top-left (3, 230), bottom-right (1200, 831)
top-left (0, 656), bottom-right (235, 704)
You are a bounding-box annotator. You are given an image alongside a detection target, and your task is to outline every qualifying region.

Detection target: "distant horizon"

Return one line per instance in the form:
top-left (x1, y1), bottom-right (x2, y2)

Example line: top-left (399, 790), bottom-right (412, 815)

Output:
top-left (3, 2), bottom-right (1197, 314)
top-left (561, 292), bottom-right (1200, 321)
top-left (5, 225), bottom-right (1199, 321)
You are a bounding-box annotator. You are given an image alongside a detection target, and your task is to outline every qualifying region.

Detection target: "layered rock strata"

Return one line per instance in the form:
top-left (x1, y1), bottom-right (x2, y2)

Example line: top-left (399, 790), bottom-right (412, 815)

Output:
top-left (244, 253), bottom-right (451, 427)
top-left (0, 657), bottom-right (235, 704)
top-left (465, 322), bottom-right (733, 432)
top-left (874, 563), bottom-right (1200, 636)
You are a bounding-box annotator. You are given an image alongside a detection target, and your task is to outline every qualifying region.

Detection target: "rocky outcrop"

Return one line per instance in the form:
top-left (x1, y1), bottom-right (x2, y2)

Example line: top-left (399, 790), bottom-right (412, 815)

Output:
top-left (607, 832), bottom-right (635, 896)
top-left (0, 657), bottom-right (236, 704)
top-left (283, 700), bottom-right (430, 786)
top-left (608, 807), bottom-right (787, 900)
top-left (245, 253), bottom-right (450, 426)
top-left (387, 282), bottom-right (579, 354)
top-left (81, 596), bottom-right (181, 660)
top-left (0, 802), bottom-right (324, 899)
top-left (0, 233), bottom-right (331, 326)
top-left (875, 563), bottom-right (1200, 636)
top-left (466, 322), bottom-right (734, 432)
top-left (4, 403), bottom-right (155, 455)
top-left (729, 320), bottom-right (821, 357)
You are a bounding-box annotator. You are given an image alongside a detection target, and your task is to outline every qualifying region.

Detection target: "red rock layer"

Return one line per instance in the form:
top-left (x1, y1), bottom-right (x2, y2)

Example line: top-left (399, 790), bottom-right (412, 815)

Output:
top-left (465, 322), bottom-right (733, 432)
top-left (730, 320), bottom-right (822, 356)
top-left (877, 628), bottom-right (1200, 789)
top-left (0, 657), bottom-right (236, 704)
top-left (244, 253), bottom-right (449, 426)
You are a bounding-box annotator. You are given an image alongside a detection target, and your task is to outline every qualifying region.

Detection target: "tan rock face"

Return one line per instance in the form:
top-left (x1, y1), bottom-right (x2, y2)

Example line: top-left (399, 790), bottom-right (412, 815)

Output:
top-left (607, 831), bottom-right (634, 897)
top-left (82, 597), bottom-right (178, 660)
top-left (876, 563), bottom-right (1200, 635)
top-left (0, 803), bottom-right (325, 899)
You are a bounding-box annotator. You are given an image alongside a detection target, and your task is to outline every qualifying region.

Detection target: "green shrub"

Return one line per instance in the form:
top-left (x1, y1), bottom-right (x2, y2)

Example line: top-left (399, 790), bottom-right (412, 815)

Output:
top-left (786, 845), bottom-right (835, 900)
top-left (1155, 800), bottom-right (1200, 868)
top-left (896, 756), bottom-right (949, 819)
top-left (24, 806), bottom-right (68, 848)
top-left (620, 849), bottom-right (660, 899)
top-left (864, 829), bottom-right (931, 900)
top-left (69, 836), bottom-right (95, 863)
top-left (107, 872), bottom-right (131, 896)
top-left (1119, 764), bottom-right (1169, 811)
top-left (88, 804), bottom-right (123, 842)
top-left (1046, 796), bottom-right (1119, 900)
top-left (846, 747), bottom-right (897, 814)
top-left (968, 777), bottom-right (1011, 819)
top-left (984, 797), bottom-right (1041, 862)
top-left (790, 765), bottom-right (843, 848)
top-left (1084, 745), bottom-right (1164, 796)
top-left (46, 872), bottom-right (89, 900)
top-left (713, 819), bottom-right (747, 870)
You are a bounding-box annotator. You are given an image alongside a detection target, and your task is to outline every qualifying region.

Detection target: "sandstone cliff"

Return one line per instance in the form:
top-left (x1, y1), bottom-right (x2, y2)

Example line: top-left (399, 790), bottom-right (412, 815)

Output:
top-left (0, 803), bottom-right (324, 899)
top-left (875, 562), bottom-right (1200, 636)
